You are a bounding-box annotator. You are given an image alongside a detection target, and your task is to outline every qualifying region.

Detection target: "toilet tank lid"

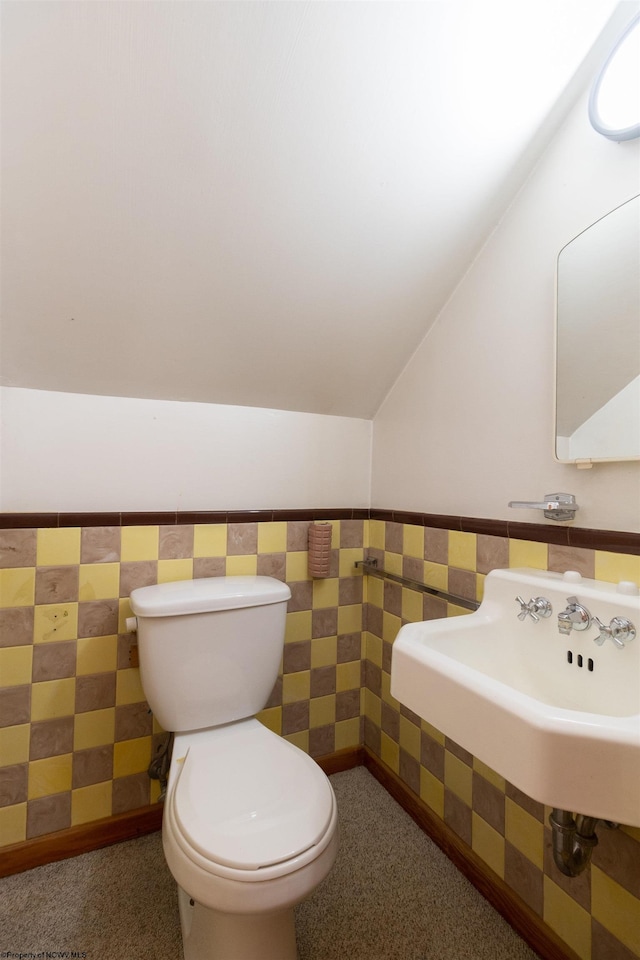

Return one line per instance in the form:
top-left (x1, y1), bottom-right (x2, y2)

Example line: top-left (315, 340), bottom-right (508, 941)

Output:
top-left (130, 576), bottom-right (291, 617)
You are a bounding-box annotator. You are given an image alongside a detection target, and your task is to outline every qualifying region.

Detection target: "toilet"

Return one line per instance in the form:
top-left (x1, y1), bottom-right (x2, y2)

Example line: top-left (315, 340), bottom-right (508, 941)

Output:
top-left (129, 576), bottom-right (339, 960)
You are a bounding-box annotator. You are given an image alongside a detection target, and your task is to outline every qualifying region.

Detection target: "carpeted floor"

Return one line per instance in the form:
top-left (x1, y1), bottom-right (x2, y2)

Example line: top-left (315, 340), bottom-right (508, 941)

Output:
top-left (0, 767), bottom-right (538, 960)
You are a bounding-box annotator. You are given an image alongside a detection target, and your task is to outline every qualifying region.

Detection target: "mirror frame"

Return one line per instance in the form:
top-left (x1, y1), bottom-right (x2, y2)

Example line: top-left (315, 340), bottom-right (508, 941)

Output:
top-left (553, 195), bottom-right (640, 468)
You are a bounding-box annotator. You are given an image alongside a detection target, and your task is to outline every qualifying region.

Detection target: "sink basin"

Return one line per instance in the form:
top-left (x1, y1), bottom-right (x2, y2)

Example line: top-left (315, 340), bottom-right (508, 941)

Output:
top-left (390, 567), bottom-right (640, 825)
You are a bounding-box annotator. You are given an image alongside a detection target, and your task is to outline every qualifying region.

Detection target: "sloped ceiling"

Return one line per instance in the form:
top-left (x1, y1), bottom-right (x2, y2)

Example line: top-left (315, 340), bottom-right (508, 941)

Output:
top-left (0, 0), bottom-right (622, 418)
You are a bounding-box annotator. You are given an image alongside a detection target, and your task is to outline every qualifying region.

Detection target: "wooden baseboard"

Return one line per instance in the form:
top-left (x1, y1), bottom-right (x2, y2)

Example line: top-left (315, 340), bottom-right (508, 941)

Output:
top-left (0, 803), bottom-right (164, 879)
top-left (363, 747), bottom-right (580, 960)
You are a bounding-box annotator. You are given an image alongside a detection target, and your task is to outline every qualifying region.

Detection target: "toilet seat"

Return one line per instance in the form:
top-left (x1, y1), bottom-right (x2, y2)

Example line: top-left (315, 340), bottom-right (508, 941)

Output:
top-left (167, 721), bottom-right (336, 882)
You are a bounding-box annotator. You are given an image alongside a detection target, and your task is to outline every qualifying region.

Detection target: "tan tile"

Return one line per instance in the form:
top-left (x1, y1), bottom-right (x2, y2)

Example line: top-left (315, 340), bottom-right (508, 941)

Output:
top-left (32, 641), bottom-right (76, 682)
top-left (592, 822), bottom-right (640, 899)
top-left (384, 521), bottom-right (403, 554)
top-left (72, 745), bottom-right (113, 788)
top-left (336, 689), bottom-right (359, 721)
top-left (444, 788), bottom-right (472, 844)
top-left (119, 561), bottom-right (158, 596)
top-left (339, 520), bottom-right (364, 548)
top-left (448, 567), bottom-right (477, 601)
top-left (26, 792), bottom-right (71, 838)
top-left (159, 525), bottom-right (194, 560)
top-left (286, 522), bottom-right (310, 552)
top-left (115, 703), bottom-right (153, 742)
top-left (256, 553), bottom-right (286, 580)
top-left (424, 527), bottom-right (448, 563)
top-left (381, 701), bottom-right (400, 741)
top-left (477, 534), bottom-right (509, 575)
top-left (288, 581), bottom-right (313, 612)
top-left (0, 763), bottom-right (28, 806)
top-left (310, 665), bottom-right (336, 698)
top-left (35, 566), bottom-right (79, 605)
top-left (0, 685), bottom-right (31, 728)
top-left (0, 530), bottom-right (37, 568)
top-left (30, 717), bottom-right (74, 760)
top-left (0, 608), bottom-right (34, 648)
top-left (473, 770), bottom-right (505, 834)
top-left (78, 599), bottom-right (119, 638)
top-left (548, 544), bottom-right (595, 579)
top-left (311, 607), bottom-right (337, 639)
top-left (193, 557), bottom-right (226, 578)
top-left (591, 919), bottom-right (638, 960)
top-left (505, 841), bottom-right (543, 916)
top-left (81, 527), bottom-right (121, 564)
top-left (112, 772), bottom-right (150, 815)
top-left (337, 632), bottom-right (360, 663)
top-left (309, 724), bottom-right (334, 758)
top-left (282, 701), bottom-right (309, 735)
top-left (75, 673), bottom-right (117, 713)
top-left (227, 523), bottom-right (257, 556)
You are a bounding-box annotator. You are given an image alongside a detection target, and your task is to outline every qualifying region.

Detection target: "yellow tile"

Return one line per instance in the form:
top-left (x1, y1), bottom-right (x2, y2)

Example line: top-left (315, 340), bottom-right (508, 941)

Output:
top-left (284, 730), bottom-right (308, 753)
top-left (282, 671), bottom-right (310, 704)
top-left (0, 724), bottom-right (30, 766)
top-left (592, 866), bottom-right (640, 956)
top-left (257, 707), bottom-right (282, 736)
top-left (193, 523), bottom-right (227, 558)
top-left (447, 603), bottom-right (472, 618)
top-left (0, 803), bottom-right (27, 847)
top-left (36, 528), bottom-right (81, 566)
top-left (448, 531), bottom-right (476, 571)
top-left (424, 561), bottom-right (448, 591)
top-left (71, 781), bottom-right (112, 826)
top-left (384, 551), bottom-right (403, 576)
top-left (364, 688), bottom-right (381, 728)
top-left (116, 668), bottom-right (146, 706)
top-left (420, 767), bottom-right (444, 818)
top-left (28, 753), bottom-right (73, 799)
top-left (311, 636), bottom-right (337, 668)
top-left (444, 751), bottom-right (472, 806)
top-left (225, 555), bottom-right (257, 577)
top-left (595, 551), bottom-right (640, 586)
top-left (369, 520), bottom-right (385, 551)
top-left (285, 611), bottom-right (312, 644)
top-left (335, 717), bottom-right (360, 751)
top-left (0, 646), bottom-right (33, 686)
top-left (76, 635), bottom-right (118, 676)
top-left (338, 604), bottom-right (362, 635)
top-left (401, 587), bottom-right (423, 624)
top-left (403, 524), bottom-right (424, 560)
top-left (381, 672), bottom-right (399, 709)
top-left (158, 558), bottom-right (194, 583)
top-left (78, 563), bottom-right (120, 601)
top-left (330, 521), bottom-right (340, 548)
top-left (336, 660), bottom-right (361, 692)
top-left (381, 611), bottom-right (401, 644)
top-left (472, 812), bottom-right (505, 878)
top-left (380, 732), bottom-right (399, 773)
top-left (309, 695), bottom-right (335, 728)
top-left (473, 757), bottom-right (505, 792)
top-left (33, 603), bottom-right (78, 644)
top-left (118, 597), bottom-right (134, 633)
top-left (31, 678), bottom-right (75, 721)
top-left (365, 631), bottom-right (383, 668)
top-left (476, 573), bottom-right (486, 603)
top-left (509, 539), bottom-right (548, 570)
top-left (505, 797), bottom-right (544, 868)
top-left (114, 736), bottom-right (152, 778)
top-left (312, 578), bottom-right (339, 608)
top-left (0, 568), bottom-right (35, 608)
top-left (399, 715), bottom-right (420, 759)
top-left (120, 526), bottom-right (159, 562)
top-left (74, 708), bottom-right (115, 750)
top-left (285, 552), bottom-right (310, 582)
top-left (543, 877), bottom-right (591, 960)
top-left (257, 522), bottom-right (287, 554)
top-left (150, 779), bottom-right (163, 803)
top-left (338, 548), bottom-right (364, 578)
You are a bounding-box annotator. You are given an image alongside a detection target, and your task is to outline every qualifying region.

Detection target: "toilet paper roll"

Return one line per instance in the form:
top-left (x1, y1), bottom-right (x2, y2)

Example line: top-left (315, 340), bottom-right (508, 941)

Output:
top-left (308, 522), bottom-right (333, 578)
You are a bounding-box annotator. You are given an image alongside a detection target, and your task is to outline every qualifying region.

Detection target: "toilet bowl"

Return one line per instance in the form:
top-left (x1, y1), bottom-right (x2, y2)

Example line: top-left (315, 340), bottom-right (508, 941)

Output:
top-left (128, 576), bottom-right (339, 960)
top-left (163, 720), bottom-right (338, 960)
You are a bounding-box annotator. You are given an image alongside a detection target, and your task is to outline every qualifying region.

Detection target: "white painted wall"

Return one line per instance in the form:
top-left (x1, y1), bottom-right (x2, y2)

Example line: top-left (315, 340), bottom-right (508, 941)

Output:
top-left (371, 84), bottom-right (640, 533)
top-left (0, 388), bottom-right (371, 512)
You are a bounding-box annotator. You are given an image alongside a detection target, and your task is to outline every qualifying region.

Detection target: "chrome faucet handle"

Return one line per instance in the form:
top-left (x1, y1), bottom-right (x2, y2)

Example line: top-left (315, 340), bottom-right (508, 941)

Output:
top-left (557, 596), bottom-right (592, 635)
top-left (593, 616), bottom-right (636, 648)
top-left (515, 596), bottom-right (553, 623)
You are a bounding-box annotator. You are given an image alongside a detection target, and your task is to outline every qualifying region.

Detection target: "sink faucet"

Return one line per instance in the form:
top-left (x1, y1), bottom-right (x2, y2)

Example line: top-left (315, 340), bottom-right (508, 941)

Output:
top-left (557, 597), bottom-right (592, 635)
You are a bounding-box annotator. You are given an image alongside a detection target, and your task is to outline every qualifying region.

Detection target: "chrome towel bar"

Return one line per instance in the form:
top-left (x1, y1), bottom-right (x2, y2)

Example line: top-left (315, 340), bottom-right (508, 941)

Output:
top-left (355, 558), bottom-right (480, 612)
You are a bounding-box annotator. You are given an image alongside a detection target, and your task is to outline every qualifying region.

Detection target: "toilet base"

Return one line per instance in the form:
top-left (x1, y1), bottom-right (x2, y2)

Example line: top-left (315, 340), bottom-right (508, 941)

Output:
top-left (179, 886), bottom-right (298, 960)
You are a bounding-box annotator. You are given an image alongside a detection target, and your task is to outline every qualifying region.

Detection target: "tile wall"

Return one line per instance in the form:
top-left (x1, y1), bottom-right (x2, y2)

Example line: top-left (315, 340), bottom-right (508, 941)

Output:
top-left (1, 512), bottom-right (639, 960)
top-left (0, 519), bottom-right (365, 846)
top-left (363, 519), bottom-right (640, 960)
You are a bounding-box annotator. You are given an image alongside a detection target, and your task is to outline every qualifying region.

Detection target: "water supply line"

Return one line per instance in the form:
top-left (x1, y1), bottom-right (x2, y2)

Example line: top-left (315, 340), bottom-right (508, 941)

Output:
top-left (549, 808), bottom-right (601, 876)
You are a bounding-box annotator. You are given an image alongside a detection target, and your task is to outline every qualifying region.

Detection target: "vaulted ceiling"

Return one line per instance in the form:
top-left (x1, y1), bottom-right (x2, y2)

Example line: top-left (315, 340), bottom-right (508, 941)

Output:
top-left (0, 1), bottom-right (623, 418)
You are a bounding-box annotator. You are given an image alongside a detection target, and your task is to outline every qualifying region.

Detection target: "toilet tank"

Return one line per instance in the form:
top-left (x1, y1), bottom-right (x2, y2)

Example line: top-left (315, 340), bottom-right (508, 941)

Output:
top-left (129, 576), bottom-right (291, 733)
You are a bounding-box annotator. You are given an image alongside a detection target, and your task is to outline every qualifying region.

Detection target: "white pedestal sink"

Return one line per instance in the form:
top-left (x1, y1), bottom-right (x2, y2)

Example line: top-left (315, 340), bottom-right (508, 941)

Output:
top-left (390, 567), bottom-right (640, 826)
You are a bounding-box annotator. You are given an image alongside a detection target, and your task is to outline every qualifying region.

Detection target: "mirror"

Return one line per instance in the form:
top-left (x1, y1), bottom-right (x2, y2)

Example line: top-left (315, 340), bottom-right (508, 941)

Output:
top-left (555, 194), bottom-right (640, 464)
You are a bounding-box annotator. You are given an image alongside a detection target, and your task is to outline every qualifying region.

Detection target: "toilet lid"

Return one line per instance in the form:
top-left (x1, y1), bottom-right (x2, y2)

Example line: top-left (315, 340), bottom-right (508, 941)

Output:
top-left (172, 726), bottom-right (334, 871)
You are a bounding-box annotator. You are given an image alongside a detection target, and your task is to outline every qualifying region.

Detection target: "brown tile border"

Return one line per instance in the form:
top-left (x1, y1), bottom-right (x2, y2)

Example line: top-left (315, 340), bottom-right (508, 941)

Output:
top-left (0, 508), bottom-right (637, 554)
